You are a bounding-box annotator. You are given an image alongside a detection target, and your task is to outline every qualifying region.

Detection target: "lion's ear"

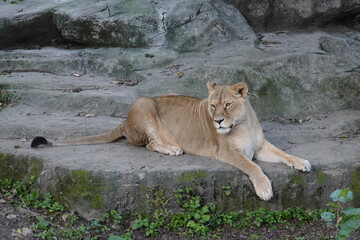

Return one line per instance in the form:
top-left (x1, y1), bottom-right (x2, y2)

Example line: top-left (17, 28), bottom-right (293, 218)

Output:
top-left (232, 82), bottom-right (248, 98)
top-left (207, 82), bottom-right (217, 91)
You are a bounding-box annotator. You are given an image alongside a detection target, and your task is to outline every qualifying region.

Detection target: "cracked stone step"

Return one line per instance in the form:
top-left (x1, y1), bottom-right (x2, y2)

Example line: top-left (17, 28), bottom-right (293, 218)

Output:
top-left (0, 108), bottom-right (123, 140)
top-left (12, 89), bottom-right (134, 117)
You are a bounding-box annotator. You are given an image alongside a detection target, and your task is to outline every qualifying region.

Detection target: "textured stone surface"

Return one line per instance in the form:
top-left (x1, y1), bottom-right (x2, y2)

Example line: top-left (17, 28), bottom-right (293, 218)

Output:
top-left (228, 0), bottom-right (360, 31)
top-left (0, 0), bottom-right (359, 219)
top-left (53, 0), bottom-right (160, 47)
top-left (0, 0), bottom-right (255, 49)
top-left (1, 102), bottom-right (359, 219)
top-left (1, 33), bottom-right (359, 118)
top-left (165, 0), bottom-right (256, 52)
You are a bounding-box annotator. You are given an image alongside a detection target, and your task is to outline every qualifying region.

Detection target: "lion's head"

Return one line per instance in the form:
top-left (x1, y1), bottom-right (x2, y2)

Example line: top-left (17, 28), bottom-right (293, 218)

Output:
top-left (207, 82), bottom-right (249, 134)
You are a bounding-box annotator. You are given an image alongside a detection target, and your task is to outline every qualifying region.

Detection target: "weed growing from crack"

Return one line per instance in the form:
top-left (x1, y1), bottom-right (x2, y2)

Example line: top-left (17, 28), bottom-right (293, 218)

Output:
top-left (0, 84), bottom-right (18, 109)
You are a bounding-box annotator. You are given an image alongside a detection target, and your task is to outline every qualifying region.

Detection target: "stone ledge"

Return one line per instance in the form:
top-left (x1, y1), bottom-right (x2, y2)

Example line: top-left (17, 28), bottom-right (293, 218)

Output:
top-left (1, 109), bottom-right (359, 219)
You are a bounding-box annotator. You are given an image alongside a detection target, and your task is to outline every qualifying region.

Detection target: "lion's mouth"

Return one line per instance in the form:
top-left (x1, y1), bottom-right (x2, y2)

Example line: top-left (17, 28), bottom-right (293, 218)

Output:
top-left (218, 124), bottom-right (233, 130)
top-left (216, 124), bottom-right (233, 134)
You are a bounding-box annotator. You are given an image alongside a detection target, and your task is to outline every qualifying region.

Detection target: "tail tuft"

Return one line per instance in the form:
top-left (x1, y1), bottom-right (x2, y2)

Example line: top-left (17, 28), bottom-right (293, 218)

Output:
top-left (31, 136), bottom-right (50, 148)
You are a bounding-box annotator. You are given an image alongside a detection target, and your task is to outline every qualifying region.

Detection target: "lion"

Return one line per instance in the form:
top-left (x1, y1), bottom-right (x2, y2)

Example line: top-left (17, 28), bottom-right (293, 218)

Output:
top-left (31, 82), bottom-right (311, 201)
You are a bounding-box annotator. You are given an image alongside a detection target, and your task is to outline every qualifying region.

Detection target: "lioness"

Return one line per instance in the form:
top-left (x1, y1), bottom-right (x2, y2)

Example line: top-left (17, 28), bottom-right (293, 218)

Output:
top-left (31, 82), bottom-right (311, 200)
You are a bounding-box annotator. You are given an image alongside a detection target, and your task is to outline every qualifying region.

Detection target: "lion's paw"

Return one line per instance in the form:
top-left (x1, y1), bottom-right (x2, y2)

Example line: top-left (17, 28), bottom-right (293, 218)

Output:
top-left (164, 146), bottom-right (184, 156)
top-left (253, 176), bottom-right (273, 201)
top-left (294, 159), bottom-right (311, 172)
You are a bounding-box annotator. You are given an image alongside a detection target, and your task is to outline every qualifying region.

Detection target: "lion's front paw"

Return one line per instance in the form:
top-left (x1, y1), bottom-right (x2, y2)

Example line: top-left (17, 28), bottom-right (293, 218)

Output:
top-left (294, 159), bottom-right (311, 172)
top-left (252, 175), bottom-right (273, 201)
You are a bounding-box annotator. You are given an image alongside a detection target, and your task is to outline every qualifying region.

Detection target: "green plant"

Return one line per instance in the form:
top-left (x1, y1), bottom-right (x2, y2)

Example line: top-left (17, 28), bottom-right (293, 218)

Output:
top-left (250, 234), bottom-right (261, 240)
top-left (239, 207), bottom-right (320, 229)
top-left (108, 231), bottom-right (132, 240)
top-left (0, 176), bottom-right (329, 239)
top-left (132, 215), bottom-right (160, 236)
top-left (144, 53), bottom-right (155, 58)
top-left (221, 186), bottom-right (232, 196)
top-left (103, 210), bottom-right (122, 225)
top-left (321, 188), bottom-right (360, 240)
top-left (31, 216), bottom-right (58, 240)
top-left (0, 84), bottom-right (18, 108)
top-left (2, 0), bottom-right (24, 4)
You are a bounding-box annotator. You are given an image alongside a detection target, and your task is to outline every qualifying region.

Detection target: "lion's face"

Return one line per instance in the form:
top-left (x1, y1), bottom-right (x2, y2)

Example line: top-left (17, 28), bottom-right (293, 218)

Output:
top-left (207, 82), bottom-right (248, 134)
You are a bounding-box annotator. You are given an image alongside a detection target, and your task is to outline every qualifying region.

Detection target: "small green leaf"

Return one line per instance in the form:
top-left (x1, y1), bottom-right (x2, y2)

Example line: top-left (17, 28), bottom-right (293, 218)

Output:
top-left (328, 202), bottom-right (340, 208)
top-left (341, 189), bottom-right (353, 201)
top-left (330, 189), bottom-right (353, 203)
top-left (145, 53), bottom-right (155, 58)
top-left (330, 189), bottom-right (342, 202)
top-left (321, 211), bottom-right (336, 221)
top-left (177, 72), bottom-right (185, 78)
top-left (342, 207), bottom-right (360, 215)
top-left (108, 235), bottom-right (126, 240)
top-left (202, 214), bottom-right (211, 221)
top-left (337, 218), bottom-right (360, 240)
top-left (37, 220), bottom-right (49, 231)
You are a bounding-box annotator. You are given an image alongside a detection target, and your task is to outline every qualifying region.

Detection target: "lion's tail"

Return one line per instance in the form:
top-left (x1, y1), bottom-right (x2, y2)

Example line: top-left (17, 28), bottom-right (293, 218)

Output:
top-left (31, 123), bottom-right (125, 148)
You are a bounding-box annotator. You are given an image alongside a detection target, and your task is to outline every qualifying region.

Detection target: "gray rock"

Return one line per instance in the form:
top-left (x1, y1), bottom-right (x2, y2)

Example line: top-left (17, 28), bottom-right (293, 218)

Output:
top-left (53, 0), bottom-right (160, 47)
top-left (6, 214), bottom-right (17, 220)
top-left (228, 0), bottom-right (360, 31)
top-left (0, 0), bottom-right (360, 221)
top-left (1, 31), bottom-right (359, 118)
top-left (0, 7), bottom-right (65, 49)
top-left (319, 35), bottom-right (360, 64)
top-left (166, 0), bottom-right (256, 52)
top-left (1, 106), bottom-right (359, 219)
top-left (0, 0), bottom-right (255, 50)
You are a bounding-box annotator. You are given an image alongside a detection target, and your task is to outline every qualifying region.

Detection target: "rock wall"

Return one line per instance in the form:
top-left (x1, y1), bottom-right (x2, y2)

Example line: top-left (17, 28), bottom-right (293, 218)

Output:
top-left (0, 0), bottom-right (359, 118)
top-left (228, 0), bottom-right (360, 31)
top-left (1, 0), bottom-right (360, 219)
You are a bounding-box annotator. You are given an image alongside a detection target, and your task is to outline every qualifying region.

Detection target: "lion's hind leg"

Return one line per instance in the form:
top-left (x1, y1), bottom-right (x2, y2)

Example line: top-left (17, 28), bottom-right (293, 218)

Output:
top-left (144, 126), bottom-right (184, 156)
top-left (255, 141), bottom-right (311, 172)
top-left (146, 141), bottom-right (184, 156)
top-left (125, 97), bottom-right (184, 156)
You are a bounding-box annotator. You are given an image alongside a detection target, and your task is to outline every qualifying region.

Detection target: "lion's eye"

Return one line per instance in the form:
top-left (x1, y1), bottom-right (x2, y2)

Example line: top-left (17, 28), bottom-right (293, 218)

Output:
top-left (210, 104), bottom-right (216, 109)
top-left (225, 102), bottom-right (232, 108)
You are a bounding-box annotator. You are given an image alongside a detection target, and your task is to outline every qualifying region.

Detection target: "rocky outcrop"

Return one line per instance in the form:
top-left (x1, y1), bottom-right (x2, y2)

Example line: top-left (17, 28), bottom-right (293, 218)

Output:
top-left (1, 0), bottom-right (360, 221)
top-left (1, 0), bottom-right (360, 48)
top-left (52, 0), bottom-right (160, 48)
top-left (0, 0), bottom-right (255, 50)
top-left (165, 1), bottom-right (256, 52)
top-left (228, 0), bottom-right (360, 31)
top-left (1, 0), bottom-right (359, 118)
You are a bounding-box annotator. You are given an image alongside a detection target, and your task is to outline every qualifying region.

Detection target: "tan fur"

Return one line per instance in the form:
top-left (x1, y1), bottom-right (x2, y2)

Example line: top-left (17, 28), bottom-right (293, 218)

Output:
top-left (42, 82), bottom-right (311, 201)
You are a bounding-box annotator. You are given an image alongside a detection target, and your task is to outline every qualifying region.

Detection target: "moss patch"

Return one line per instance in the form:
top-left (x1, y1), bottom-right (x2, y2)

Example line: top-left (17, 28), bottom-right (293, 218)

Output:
top-left (289, 174), bottom-right (308, 187)
top-left (350, 166), bottom-right (360, 207)
top-left (281, 173), bottom-right (308, 208)
top-left (178, 170), bottom-right (211, 182)
top-left (240, 184), bottom-right (265, 211)
top-left (0, 153), bottom-right (43, 181)
top-left (56, 169), bottom-right (107, 210)
top-left (316, 170), bottom-right (327, 184)
top-left (256, 78), bottom-right (285, 115)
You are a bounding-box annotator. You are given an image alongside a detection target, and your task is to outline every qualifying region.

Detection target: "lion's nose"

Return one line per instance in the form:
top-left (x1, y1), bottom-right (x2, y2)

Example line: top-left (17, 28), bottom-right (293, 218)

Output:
top-left (214, 118), bottom-right (224, 125)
